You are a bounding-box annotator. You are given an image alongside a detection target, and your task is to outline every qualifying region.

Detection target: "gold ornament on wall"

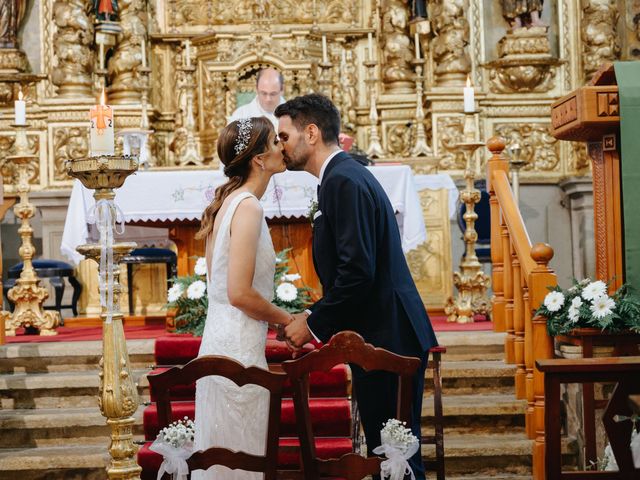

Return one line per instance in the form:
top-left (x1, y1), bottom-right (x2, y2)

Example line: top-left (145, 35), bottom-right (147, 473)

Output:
top-left (494, 123), bottom-right (560, 173)
top-left (581, 0), bottom-right (621, 82)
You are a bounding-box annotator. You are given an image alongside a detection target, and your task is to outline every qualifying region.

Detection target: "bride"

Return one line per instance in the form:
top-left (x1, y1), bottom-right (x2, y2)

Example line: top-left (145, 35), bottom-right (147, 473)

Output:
top-left (192, 116), bottom-right (294, 480)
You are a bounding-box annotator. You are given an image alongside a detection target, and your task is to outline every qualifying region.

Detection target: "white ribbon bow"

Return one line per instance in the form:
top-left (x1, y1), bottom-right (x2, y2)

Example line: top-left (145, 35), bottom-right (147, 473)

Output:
top-left (372, 440), bottom-right (419, 480)
top-left (149, 438), bottom-right (193, 480)
top-left (88, 199), bottom-right (125, 324)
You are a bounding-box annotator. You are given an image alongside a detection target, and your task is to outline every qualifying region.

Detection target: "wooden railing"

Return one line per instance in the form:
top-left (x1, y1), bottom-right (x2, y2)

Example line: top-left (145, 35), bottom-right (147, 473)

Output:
top-left (486, 137), bottom-right (556, 479)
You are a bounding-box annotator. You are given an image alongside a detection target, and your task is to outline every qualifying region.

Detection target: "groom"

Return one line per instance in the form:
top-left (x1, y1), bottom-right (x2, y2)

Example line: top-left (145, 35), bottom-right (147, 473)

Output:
top-left (275, 94), bottom-right (437, 480)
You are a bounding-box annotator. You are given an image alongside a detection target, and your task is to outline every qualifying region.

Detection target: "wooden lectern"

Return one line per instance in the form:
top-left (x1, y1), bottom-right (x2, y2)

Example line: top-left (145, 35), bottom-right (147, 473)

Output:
top-left (550, 63), bottom-right (623, 291)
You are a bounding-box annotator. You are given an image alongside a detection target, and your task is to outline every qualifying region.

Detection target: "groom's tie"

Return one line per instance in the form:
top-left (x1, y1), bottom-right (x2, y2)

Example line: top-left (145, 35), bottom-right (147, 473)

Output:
top-left (317, 184), bottom-right (320, 201)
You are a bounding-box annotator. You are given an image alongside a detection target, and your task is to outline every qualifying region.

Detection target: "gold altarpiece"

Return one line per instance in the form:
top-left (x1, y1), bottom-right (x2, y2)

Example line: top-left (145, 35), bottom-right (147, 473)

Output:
top-left (2, 0), bottom-right (639, 316)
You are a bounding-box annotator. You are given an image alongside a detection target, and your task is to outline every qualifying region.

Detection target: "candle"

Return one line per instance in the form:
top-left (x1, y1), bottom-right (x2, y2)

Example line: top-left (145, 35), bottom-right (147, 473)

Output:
top-left (368, 32), bottom-right (373, 61)
top-left (185, 40), bottom-right (191, 67)
top-left (341, 49), bottom-right (346, 66)
top-left (14, 89), bottom-right (26, 125)
top-left (89, 88), bottom-right (115, 157)
top-left (414, 32), bottom-right (421, 60)
top-left (463, 75), bottom-right (475, 113)
top-left (322, 35), bottom-right (328, 63)
top-left (141, 38), bottom-right (147, 68)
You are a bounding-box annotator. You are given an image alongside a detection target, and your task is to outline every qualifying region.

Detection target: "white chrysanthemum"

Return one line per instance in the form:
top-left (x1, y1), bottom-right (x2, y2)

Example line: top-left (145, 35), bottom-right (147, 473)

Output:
top-left (590, 295), bottom-right (616, 319)
top-left (582, 280), bottom-right (607, 301)
top-left (571, 296), bottom-right (583, 309)
top-left (543, 291), bottom-right (565, 312)
top-left (568, 306), bottom-right (579, 323)
top-left (194, 257), bottom-right (207, 276)
top-left (167, 284), bottom-right (183, 303)
top-left (276, 282), bottom-right (298, 302)
top-left (186, 280), bottom-right (206, 300)
top-left (275, 256), bottom-right (286, 264)
top-left (283, 273), bottom-right (301, 282)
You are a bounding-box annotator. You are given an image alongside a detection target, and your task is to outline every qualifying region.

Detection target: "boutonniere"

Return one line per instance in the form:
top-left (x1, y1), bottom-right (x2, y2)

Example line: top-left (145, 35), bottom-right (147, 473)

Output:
top-left (307, 200), bottom-right (319, 226)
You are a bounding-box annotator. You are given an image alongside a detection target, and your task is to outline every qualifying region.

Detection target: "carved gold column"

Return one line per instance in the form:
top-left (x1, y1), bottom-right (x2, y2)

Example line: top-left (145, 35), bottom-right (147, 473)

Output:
top-left (364, 55), bottom-right (385, 159)
top-left (66, 156), bottom-right (141, 480)
top-left (429, 0), bottom-right (471, 86)
top-left (109, 0), bottom-right (145, 104)
top-left (177, 40), bottom-right (202, 166)
top-left (444, 112), bottom-right (491, 323)
top-left (51, 0), bottom-right (94, 98)
top-left (1, 125), bottom-right (60, 336)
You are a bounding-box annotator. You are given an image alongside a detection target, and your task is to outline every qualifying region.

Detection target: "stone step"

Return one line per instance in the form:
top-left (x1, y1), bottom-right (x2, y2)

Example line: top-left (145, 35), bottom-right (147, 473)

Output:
top-left (421, 432), bottom-right (532, 475)
top-left (0, 445), bottom-right (109, 480)
top-left (421, 393), bottom-right (526, 434)
top-left (0, 407), bottom-right (145, 449)
top-left (0, 339), bottom-right (155, 374)
top-left (435, 331), bottom-right (506, 361)
top-left (426, 360), bottom-right (516, 395)
top-left (0, 370), bottom-right (151, 409)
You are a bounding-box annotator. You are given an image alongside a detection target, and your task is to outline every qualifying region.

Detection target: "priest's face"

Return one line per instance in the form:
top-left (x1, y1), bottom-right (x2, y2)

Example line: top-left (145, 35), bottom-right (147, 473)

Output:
top-left (256, 74), bottom-right (283, 113)
top-left (278, 115), bottom-right (311, 172)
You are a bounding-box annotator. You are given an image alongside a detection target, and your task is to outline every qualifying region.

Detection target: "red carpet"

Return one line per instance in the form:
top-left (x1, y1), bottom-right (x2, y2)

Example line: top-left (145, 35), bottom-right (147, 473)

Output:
top-left (3, 314), bottom-right (492, 345)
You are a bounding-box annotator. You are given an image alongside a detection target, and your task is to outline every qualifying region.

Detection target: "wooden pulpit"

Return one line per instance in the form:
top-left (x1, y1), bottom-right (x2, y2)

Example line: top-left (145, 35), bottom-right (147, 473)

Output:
top-left (550, 63), bottom-right (623, 291)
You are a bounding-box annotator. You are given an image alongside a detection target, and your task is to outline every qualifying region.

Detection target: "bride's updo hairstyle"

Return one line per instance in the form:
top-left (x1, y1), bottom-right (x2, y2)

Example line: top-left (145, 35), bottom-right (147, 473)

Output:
top-left (196, 116), bottom-right (273, 240)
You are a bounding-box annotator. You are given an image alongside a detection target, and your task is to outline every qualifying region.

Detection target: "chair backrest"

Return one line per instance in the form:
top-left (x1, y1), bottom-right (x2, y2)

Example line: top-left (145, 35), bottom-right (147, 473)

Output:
top-left (147, 355), bottom-right (287, 480)
top-left (281, 331), bottom-right (421, 480)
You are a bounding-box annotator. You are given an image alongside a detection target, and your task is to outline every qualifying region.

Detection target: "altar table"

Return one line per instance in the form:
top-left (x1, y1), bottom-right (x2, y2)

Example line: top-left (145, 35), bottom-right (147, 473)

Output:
top-left (61, 167), bottom-right (457, 314)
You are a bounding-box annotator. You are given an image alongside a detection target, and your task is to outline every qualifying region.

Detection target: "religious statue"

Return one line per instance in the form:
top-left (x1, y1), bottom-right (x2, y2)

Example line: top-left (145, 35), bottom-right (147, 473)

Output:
top-left (382, 0), bottom-right (414, 90)
top-left (0, 0), bottom-right (26, 49)
top-left (94, 0), bottom-right (118, 22)
top-left (501, 0), bottom-right (545, 30)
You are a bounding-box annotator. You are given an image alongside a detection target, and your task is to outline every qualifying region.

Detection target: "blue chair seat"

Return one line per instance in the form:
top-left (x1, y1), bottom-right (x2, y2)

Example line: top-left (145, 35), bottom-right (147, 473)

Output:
top-left (121, 248), bottom-right (177, 316)
top-left (4, 259), bottom-right (82, 318)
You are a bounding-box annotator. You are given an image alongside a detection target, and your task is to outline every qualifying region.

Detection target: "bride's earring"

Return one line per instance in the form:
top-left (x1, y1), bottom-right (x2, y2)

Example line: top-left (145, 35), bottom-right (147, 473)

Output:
top-left (259, 162), bottom-right (265, 171)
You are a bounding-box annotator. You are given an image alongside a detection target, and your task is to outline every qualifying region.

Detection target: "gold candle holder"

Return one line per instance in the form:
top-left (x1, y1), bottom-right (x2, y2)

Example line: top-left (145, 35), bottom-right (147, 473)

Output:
top-left (410, 57), bottom-right (432, 157)
top-left (66, 155), bottom-right (142, 480)
top-left (444, 111), bottom-right (491, 323)
top-left (177, 41), bottom-right (202, 166)
top-left (364, 58), bottom-right (385, 159)
top-left (2, 124), bottom-right (60, 336)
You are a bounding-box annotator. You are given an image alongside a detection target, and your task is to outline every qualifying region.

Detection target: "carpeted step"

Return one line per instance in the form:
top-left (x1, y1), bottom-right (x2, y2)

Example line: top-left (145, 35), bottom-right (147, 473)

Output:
top-left (137, 436), bottom-right (353, 480)
top-left (143, 398), bottom-right (351, 440)
top-left (154, 332), bottom-right (314, 366)
top-left (147, 364), bottom-right (349, 401)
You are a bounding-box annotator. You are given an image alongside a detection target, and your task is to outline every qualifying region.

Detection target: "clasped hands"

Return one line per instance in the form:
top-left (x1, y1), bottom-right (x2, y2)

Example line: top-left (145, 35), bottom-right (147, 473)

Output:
top-left (275, 311), bottom-right (313, 352)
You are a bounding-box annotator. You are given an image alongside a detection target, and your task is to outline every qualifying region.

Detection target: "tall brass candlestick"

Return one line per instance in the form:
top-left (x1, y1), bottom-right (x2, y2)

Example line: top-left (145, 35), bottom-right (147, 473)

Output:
top-left (2, 125), bottom-right (60, 336)
top-left (444, 112), bottom-right (491, 323)
top-left (66, 155), bottom-right (141, 480)
top-left (177, 45), bottom-right (202, 166)
top-left (410, 57), bottom-right (432, 156)
top-left (364, 58), bottom-right (385, 159)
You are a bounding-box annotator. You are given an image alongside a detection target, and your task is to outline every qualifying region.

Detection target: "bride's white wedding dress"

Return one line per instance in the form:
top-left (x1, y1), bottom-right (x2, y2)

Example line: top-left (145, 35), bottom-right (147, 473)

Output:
top-left (193, 192), bottom-right (276, 480)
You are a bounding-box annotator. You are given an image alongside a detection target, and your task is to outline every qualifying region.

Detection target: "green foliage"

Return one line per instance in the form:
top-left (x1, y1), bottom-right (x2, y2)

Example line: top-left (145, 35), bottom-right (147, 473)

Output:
top-left (272, 248), bottom-right (313, 313)
top-left (535, 278), bottom-right (640, 336)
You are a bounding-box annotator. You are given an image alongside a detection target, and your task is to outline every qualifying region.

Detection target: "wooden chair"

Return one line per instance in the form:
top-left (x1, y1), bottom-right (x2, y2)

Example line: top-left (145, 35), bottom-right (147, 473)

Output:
top-left (423, 346), bottom-right (446, 480)
top-left (147, 355), bottom-right (290, 480)
top-left (281, 331), bottom-right (422, 480)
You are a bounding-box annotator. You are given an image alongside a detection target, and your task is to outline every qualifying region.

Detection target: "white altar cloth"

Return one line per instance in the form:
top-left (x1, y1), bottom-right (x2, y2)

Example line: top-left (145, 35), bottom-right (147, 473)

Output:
top-left (61, 166), bottom-right (457, 265)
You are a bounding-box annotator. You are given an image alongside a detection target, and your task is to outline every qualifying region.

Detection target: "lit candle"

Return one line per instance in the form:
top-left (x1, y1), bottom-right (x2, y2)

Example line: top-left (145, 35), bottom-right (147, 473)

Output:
top-left (14, 89), bottom-right (26, 125)
top-left (368, 32), bottom-right (373, 61)
top-left (89, 88), bottom-right (115, 157)
top-left (322, 35), bottom-right (328, 63)
top-left (463, 75), bottom-right (475, 113)
top-left (185, 40), bottom-right (191, 67)
top-left (141, 38), bottom-right (147, 68)
top-left (414, 32), bottom-right (421, 60)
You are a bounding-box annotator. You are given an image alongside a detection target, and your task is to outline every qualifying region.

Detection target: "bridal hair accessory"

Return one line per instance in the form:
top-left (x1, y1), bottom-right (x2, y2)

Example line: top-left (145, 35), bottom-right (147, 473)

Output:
top-left (234, 118), bottom-right (253, 155)
top-left (372, 419), bottom-right (420, 480)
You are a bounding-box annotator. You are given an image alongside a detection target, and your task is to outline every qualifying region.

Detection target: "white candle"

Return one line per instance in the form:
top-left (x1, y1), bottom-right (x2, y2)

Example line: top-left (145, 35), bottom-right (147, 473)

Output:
top-left (368, 32), bottom-right (373, 61)
top-left (463, 75), bottom-right (475, 113)
top-left (341, 49), bottom-right (346, 65)
top-left (414, 32), bottom-right (421, 60)
top-left (185, 40), bottom-right (191, 67)
top-left (14, 89), bottom-right (26, 125)
top-left (89, 88), bottom-right (115, 157)
top-left (322, 35), bottom-right (328, 63)
top-left (141, 38), bottom-right (147, 68)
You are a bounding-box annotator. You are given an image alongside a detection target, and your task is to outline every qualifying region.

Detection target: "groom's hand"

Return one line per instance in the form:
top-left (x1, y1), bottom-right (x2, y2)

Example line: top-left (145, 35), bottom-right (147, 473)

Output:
top-left (285, 313), bottom-right (313, 348)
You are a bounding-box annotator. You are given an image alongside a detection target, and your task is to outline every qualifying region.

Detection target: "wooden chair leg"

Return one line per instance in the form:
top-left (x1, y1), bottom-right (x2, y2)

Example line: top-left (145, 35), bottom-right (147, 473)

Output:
top-left (432, 350), bottom-right (445, 480)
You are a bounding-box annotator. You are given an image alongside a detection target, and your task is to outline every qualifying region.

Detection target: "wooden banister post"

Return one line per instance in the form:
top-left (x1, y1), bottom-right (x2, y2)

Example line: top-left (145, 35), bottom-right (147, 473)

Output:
top-left (487, 137), bottom-right (509, 332)
top-left (529, 242), bottom-right (557, 480)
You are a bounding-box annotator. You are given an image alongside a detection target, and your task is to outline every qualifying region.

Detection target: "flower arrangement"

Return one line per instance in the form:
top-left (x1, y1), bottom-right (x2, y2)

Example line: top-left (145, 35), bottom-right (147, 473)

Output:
top-left (536, 278), bottom-right (640, 337)
top-left (372, 419), bottom-right (420, 480)
top-left (167, 250), bottom-right (312, 336)
top-left (149, 417), bottom-right (195, 480)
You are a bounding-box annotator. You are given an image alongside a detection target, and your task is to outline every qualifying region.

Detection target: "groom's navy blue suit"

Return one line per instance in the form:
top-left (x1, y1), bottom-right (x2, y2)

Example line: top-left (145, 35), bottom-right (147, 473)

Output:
top-left (306, 152), bottom-right (438, 480)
